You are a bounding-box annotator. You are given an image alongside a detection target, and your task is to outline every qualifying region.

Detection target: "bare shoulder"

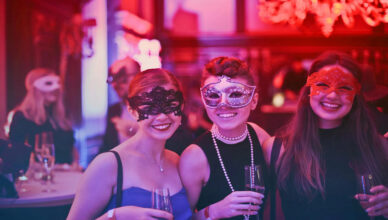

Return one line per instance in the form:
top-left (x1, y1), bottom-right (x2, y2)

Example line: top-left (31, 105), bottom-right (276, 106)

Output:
top-left (247, 122), bottom-right (271, 145)
top-left (165, 149), bottom-right (180, 166)
top-left (179, 144), bottom-right (208, 173)
top-left (262, 136), bottom-right (276, 165)
top-left (82, 152), bottom-right (117, 185)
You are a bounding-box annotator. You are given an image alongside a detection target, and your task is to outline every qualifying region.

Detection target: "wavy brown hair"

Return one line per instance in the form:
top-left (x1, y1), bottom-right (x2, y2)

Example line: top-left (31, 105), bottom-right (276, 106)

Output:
top-left (277, 51), bottom-right (388, 199)
top-left (201, 56), bottom-right (256, 87)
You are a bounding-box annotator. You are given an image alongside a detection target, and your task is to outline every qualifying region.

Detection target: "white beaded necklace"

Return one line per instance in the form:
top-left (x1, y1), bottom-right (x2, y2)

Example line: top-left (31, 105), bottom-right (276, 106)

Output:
top-left (213, 124), bottom-right (248, 142)
top-left (210, 125), bottom-right (255, 192)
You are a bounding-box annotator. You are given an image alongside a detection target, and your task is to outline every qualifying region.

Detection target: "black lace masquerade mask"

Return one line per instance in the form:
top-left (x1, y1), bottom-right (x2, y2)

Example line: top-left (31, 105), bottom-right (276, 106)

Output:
top-left (128, 86), bottom-right (183, 121)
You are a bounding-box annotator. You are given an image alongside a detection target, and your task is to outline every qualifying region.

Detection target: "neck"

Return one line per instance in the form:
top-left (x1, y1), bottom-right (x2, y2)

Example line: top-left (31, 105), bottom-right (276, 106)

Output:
top-left (319, 119), bottom-right (342, 129)
top-left (214, 123), bottom-right (247, 138)
top-left (132, 132), bottom-right (166, 161)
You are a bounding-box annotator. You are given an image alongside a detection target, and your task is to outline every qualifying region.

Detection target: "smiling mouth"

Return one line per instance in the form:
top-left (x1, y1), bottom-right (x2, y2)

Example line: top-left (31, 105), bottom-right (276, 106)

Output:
top-left (217, 113), bottom-right (237, 118)
top-left (321, 102), bottom-right (341, 110)
top-left (152, 123), bottom-right (172, 131)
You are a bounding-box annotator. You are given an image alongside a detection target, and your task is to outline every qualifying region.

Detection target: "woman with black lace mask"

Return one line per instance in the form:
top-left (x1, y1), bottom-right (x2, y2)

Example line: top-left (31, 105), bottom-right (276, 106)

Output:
top-left (68, 68), bottom-right (192, 220)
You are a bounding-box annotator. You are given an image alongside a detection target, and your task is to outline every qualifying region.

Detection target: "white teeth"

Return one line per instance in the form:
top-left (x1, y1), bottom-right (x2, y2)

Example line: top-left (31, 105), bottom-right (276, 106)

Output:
top-left (218, 113), bottom-right (235, 118)
top-left (153, 124), bottom-right (170, 130)
top-left (322, 102), bottom-right (340, 108)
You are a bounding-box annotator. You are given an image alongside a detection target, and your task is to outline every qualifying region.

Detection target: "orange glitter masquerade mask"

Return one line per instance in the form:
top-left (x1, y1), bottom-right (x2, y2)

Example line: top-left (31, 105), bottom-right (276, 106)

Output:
top-left (306, 66), bottom-right (361, 102)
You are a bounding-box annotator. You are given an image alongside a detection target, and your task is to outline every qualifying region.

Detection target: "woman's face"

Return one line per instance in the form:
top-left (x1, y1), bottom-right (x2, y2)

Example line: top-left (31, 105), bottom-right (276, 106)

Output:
top-left (201, 75), bottom-right (258, 131)
top-left (308, 65), bottom-right (359, 128)
top-left (131, 84), bottom-right (183, 141)
top-left (33, 74), bottom-right (61, 104)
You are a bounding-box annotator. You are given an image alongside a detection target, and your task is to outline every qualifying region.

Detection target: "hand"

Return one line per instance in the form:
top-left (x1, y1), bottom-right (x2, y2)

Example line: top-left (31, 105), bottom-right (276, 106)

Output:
top-left (114, 206), bottom-right (173, 220)
top-left (364, 185), bottom-right (388, 218)
top-left (208, 191), bottom-right (264, 219)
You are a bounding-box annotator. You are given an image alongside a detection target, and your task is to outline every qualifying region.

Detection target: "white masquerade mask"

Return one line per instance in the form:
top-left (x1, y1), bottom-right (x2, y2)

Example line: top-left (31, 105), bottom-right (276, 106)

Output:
top-left (200, 75), bottom-right (256, 108)
top-left (33, 75), bottom-right (61, 92)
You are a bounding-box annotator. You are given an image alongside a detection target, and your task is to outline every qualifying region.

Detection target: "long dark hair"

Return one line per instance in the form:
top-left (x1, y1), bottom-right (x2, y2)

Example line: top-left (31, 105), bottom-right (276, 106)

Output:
top-left (277, 51), bottom-right (388, 199)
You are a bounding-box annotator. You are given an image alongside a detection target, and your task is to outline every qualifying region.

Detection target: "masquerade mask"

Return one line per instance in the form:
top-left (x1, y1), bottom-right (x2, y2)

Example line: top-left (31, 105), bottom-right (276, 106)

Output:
top-left (128, 86), bottom-right (183, 121)
top-left (33, 75), bottom-right (61, 92)
top-left (306, 66), bottom-right (361, 102)
top-left (200, 75), bottom-right (256, 108)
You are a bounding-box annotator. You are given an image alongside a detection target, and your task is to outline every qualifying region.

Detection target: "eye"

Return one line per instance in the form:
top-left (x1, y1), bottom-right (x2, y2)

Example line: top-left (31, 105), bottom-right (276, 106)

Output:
top-left (339, 86), bottom-right (352, 91)
top-left (316, 82), bottom-right (329, 87)
top-left (169, 101), bottom-right (180, 108)
top-left (206, 92), bottom-right (220, 99)
top-left (229, 91), bottom-right (244, 98)
top-left (138, 105), bottom-right (152, 111)
top-left (45, 81), bottom-right (53, 86)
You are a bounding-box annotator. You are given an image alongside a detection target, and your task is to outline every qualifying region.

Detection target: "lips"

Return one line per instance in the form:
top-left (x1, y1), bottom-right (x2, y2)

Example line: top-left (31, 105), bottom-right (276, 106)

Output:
top-left (151, 123), bottom-right (172, 131)
top-left (217, 113), bottom-right (237, 118)
top-left (321, 102), bottom-right (341, 110)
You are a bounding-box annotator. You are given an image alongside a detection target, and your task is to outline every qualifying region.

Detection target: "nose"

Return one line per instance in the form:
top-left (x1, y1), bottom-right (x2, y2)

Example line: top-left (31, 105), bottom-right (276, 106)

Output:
top-left (154, 112), bottom-right (169, 120)
top-left (326, 89), bottom-right (339, 99)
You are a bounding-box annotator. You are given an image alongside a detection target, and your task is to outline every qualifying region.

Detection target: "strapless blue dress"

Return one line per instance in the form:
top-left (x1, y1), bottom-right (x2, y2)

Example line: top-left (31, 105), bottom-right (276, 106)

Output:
top-left (104, 187), bottom-right (192, 220)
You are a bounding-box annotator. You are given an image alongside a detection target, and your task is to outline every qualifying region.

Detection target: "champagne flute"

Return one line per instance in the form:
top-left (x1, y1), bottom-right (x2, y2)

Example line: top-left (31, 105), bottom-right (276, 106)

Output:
top-left (245, 165), bottom-right (265, 220)
top-left (356, 173), bottom-right (375, 219)
top-left (152, 188), bottom-right (173, 215)
top-left (36, 132), bottom-right (56, 192)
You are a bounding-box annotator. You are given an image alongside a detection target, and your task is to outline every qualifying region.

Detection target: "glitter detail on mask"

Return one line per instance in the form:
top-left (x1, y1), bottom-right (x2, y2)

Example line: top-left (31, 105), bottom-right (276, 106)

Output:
top-left (306, 66), bottom-right (361, 102)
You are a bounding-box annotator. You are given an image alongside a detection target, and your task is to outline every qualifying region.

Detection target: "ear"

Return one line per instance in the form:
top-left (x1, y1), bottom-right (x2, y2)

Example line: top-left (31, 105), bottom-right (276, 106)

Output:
top-left (127, 105), bottom-right (139, 120)
top-left (250, 92), bottom-right (259, 110)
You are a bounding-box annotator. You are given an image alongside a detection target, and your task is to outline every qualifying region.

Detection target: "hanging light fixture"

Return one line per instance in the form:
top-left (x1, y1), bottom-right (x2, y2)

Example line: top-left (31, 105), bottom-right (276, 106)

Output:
top-left (258, 0), bottom-right (388, 37)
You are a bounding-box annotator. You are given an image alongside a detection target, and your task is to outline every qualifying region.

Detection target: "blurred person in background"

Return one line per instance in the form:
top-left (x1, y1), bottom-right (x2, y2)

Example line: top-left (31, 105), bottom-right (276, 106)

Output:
top-left (100, 57), bottom-right (141, 154)
top-left (361, 64), bottom-right (388, 136)
top-left (6, 68), bottom-right (79, 168)
top-left (67, 68), bottom-right (192, 220)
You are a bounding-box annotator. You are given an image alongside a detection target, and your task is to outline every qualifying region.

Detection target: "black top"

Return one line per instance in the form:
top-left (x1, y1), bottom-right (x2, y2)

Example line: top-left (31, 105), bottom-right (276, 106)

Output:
top-left (9, 111), bottom-right (75, 164)
top-left (279, 125), bottom-right (372, 220)
top-left (196, 124), bottom-right (268, 220)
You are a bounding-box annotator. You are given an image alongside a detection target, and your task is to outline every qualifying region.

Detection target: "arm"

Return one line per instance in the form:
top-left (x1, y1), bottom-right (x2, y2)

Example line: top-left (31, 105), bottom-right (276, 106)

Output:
top-left (179, 144), bottom-right (208, 211)
top-left (179, 144), bottom-right (263, 220)
top-left (8, 111), bottom-right (30, 144)
top-left (67, 153), bottom-right (117, 220)
top-left (248, 122), bottom-right (271, 148)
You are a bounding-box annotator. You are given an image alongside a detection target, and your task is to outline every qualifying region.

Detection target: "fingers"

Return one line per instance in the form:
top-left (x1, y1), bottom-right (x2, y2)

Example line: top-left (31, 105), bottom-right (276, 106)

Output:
top-left (148, 209), bottom-right (173, 220)
top-left (231, 203), bottom-right (261, 211)
top-left (366, 190), bottom-right (388, 217)
top-left (233, 191), bottom-right (264, 199)
top-left (370, 185), bottom-right (388, 194)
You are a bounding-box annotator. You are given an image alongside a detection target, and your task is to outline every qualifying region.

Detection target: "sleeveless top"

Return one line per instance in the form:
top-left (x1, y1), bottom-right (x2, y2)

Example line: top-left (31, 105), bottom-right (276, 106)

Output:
top-left (196, 124), bottom-right (268, 220)
top-left (278, 126), bottom-right (377, 220)
top-left (103, 151), bottom-right (192, 220)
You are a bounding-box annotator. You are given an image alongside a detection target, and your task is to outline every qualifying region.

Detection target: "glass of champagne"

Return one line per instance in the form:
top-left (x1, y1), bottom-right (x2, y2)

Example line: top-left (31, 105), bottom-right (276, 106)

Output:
top-left (356, 173), bottom-right (375, 219)
top-left (245, 165), bottom-right (265, 220)
top-left (36, 132), bottom-right (56, 192)
top-left (152, 188), bottom-right (173, 215)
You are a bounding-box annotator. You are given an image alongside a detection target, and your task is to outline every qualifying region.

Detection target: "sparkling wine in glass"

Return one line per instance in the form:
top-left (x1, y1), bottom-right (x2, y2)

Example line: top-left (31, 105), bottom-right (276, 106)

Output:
top-left (245, 165), bottom-right (265, 220)
top-left (35, 132), bottom-right (56, 192)
top-left (356, 174), bottom-right (375, 213)
top-left (152, 188), bottom-right (173, 214)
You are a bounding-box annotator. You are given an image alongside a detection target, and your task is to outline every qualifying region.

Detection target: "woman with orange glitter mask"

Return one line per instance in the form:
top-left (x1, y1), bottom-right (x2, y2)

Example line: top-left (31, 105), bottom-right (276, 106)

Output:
top-left (263, 51), bottom-right (388, 220)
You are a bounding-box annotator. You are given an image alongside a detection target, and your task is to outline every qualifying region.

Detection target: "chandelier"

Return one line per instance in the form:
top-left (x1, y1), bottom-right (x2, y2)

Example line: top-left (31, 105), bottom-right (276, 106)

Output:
top-left (258, 0), bottom-right (388, 37)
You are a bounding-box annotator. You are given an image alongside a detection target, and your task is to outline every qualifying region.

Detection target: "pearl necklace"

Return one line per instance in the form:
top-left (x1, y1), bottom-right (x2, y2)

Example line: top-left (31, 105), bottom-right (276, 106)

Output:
top-left (212, 124), bottom-right (248, 142)
top-left (211, 126), bottom-right (254, 191)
